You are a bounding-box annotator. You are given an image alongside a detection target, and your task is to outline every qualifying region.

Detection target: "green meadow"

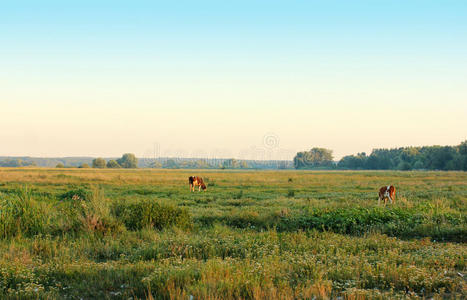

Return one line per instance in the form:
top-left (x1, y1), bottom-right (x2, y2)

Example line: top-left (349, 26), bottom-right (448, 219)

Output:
top-left (0, 168), bottom-right (465, 299)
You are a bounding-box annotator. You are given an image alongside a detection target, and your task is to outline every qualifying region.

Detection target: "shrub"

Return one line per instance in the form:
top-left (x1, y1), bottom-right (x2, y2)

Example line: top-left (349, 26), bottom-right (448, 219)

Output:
top-left (56, 186), bottom-right (122, 235)
top-left (56, 163), bottom-right (64, 168)
top-left (113, 199), bottom-right (192, 231)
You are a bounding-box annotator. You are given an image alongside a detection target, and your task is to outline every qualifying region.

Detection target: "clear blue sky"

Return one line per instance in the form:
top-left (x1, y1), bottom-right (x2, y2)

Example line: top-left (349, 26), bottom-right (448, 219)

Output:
top-left (1, 1), bottom-right (466, 159)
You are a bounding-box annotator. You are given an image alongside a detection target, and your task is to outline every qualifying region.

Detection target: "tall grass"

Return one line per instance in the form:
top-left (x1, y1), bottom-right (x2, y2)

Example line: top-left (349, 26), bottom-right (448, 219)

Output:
top-left (0, 186), bottom-right (48, 238)
top-left (113, 199), bottom-right (192, 231)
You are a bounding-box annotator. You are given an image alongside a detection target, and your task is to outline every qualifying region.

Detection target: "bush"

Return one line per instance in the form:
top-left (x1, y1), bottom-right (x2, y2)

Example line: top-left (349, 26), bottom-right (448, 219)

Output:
top-left (56, 163), bottom-right (65, 168)
top-left (113, 199), bottom-right (192, 231)
top-left (56, 186), bottom-right (122, 235)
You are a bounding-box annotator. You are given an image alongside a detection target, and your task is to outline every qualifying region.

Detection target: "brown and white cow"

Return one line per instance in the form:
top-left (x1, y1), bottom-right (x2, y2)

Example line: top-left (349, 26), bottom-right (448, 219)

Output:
top-left (189, 176), bottom-right (207, 192)
top-left (378, 185), bottom-right (396, 205)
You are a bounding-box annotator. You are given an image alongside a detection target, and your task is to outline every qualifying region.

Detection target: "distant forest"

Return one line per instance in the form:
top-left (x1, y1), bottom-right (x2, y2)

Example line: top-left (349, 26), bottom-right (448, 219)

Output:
top-left (294, 140), bottom-right (467, 171)
top-left (0, 155), bottom-right (292, 170)
top-left (1, 140), bottom-right (466, 171)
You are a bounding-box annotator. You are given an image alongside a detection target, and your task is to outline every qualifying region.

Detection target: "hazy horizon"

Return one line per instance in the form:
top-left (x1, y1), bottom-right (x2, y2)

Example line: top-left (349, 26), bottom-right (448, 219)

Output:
top-left (2, 1), bottom-right (466, 160)
top-left (0, 138), bottom-right (465, 161)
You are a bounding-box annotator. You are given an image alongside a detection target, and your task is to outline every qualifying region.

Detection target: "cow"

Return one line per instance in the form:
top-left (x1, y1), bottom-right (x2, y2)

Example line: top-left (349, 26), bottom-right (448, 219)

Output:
top-left (378, 185), bottom-right (396, 205)
top-left (189, 176), bottom-right (207, 192)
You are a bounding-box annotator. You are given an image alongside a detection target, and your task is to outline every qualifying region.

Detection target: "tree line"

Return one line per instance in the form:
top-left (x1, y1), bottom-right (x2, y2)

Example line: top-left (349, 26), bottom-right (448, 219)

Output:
top-left (0, 158), bottom-right (37, 167)
top-left (89, 153), bottom-right (138, 169)
top-left (294, 140), bottom-right (467, 171)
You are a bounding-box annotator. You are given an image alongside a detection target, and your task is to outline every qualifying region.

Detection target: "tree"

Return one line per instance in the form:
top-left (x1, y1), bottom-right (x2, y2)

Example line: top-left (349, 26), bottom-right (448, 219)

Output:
top-left (338, 153), bottom-right (367, 169)
top-left (163, 159), bottom-right (179, 169)
top-left (422, 146), bottom-right (456, 170)
top-left (457, 140), bottom-right (467, 171)
top-left (0, 159), bottom-right (19, 167)
top-left (397, 161), bottom-right (412, 171)
top-left (294, 148), bottom-right (334, 169)
top-left (117, 153), bottom-right (138, 168)
top-left (106, 160), bottom-right (121, 168)
top-left (56, 163), bottom-right (65, 168)
top-left (193, 160), bottom-right (209, 169)
top-left (336, 140), bottom-right (466, 170)
top-left (459, 140), bottom-right (467, 155)
top-left (366, 149), bottom-right (393, 170)
top-left (240, 161), bottom-right (249, 169)
top-left (223, 159), bottom-right (239, 169)
top-left (413, 160), bottom-right (424, 170)
top-left (92, 158), bottom-right (106, 168)
top-left (79, 163), bottom-right (90, 168)
top-left (148, 161), bottom-right (162, 168)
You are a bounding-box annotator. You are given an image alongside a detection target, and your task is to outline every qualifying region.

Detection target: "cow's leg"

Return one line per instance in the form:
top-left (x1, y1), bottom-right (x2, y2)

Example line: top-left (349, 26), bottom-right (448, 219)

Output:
top-left (388, 195), bottom-right (393, 204)
top-left (198, 185), bottom-right (201, 191)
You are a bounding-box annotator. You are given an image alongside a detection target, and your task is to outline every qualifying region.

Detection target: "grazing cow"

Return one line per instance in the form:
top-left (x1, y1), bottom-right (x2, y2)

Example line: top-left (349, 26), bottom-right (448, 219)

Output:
top-left (189, 176), bottom-right (207, 192)
top-left (378, 185), bottom-right (396, 205)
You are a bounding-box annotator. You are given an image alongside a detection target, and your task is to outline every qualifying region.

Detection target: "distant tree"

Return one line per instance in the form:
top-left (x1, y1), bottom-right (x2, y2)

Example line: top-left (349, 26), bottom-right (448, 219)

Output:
top-left (56, 163), bottom-right (65, 168)
top-left (338, 152), bottom-right (367, 169)
top-left (457, 140), bottom-right (467, 171)
top-left (79, 163), bottom-right (90, 168)
top-left (147, 161), bottom-right (162, 168)
top-left (240, 161), bottom-right (249, 169)
top-left (163, 159), bottom-right (179, 169)
top-left (193, 160), bottom-right (209, 169)
top-left (459, 140), bottom-right (467, 155)
top-left (294, 148), bottom-right (334, 169)
top-left (422, 146), bottom-right (456, 170)
top-left (106, 160), bottom-right (121, 168)
top-left (223, 159), bottom-right (239, 169)
top-left (92, 158), bottom-right (107, 168)
top-left (117, 153), bottom-right (138, 168)
top-left (0, 159), bottom-right (24, 167)
top-left (397, 161), bottom-right (412, 171)
top-left (366, 149), bottom-right (393, 170)
top-left (413, 160), bottom-right (424, 170)
top-left (336, 140), bottom-right (466, 170)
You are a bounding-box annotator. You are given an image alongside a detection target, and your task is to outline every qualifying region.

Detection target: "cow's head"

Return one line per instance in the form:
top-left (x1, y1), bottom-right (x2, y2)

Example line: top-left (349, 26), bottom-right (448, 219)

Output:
top-left (201, 183), bottom-right (207, 191)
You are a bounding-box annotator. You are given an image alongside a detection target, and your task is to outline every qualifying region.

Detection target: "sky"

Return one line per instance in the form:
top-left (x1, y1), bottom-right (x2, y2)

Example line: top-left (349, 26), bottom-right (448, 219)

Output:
top-left (1, 0), bottom-right (466, 160)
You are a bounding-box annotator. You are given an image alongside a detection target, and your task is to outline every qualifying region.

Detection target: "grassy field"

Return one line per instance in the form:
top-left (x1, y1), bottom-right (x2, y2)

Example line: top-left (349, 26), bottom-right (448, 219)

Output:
top-left (0, 168), bottom-right (465, 299)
